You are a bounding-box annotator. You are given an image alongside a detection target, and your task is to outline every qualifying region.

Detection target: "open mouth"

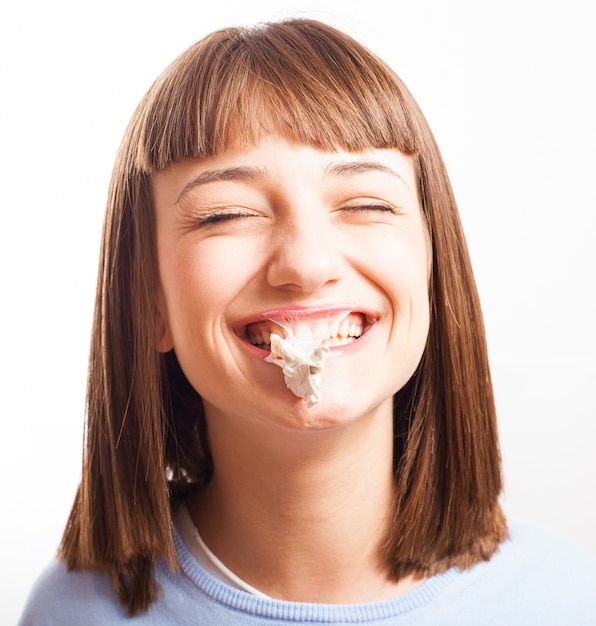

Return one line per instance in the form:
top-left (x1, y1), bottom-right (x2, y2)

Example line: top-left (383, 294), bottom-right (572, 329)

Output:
top-left (244, 312), bottom-right (369, 351)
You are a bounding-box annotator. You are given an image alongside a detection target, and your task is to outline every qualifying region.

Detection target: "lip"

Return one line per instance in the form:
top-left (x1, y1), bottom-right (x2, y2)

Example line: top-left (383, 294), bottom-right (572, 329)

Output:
top-left (234, 304), bottom-right (378, 357)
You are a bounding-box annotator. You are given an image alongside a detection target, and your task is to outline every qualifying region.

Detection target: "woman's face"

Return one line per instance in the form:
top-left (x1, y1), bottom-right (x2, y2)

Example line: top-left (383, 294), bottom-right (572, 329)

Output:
top-left (153, 135), bottom-right (430, 432)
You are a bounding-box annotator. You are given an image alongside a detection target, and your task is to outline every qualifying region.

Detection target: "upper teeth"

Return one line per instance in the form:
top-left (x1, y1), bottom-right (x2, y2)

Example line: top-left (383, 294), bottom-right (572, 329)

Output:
top-left (247, 314), bottom-right (364, 348)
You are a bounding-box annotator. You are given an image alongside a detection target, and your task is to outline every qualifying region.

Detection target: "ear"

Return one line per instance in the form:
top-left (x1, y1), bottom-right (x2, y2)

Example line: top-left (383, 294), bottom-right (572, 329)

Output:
top-left (156, 290), bottom-right (174, 353)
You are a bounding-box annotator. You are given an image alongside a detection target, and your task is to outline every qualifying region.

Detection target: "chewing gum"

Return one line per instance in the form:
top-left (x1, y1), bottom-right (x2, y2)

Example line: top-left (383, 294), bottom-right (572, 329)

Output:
top-left (264, 310), bottom-right (351, 407)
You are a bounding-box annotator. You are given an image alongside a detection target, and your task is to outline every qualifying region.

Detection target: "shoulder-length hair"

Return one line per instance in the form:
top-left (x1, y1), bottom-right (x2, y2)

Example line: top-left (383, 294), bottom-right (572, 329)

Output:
top-left (59, 18), bottom-right (506, 614)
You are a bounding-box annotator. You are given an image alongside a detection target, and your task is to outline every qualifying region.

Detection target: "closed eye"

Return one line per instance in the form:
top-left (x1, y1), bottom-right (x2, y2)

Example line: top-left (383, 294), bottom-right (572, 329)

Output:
top-left (340, 203), bottom-right (402, 215)
top-left (196, 209), bottom-right (257, 225)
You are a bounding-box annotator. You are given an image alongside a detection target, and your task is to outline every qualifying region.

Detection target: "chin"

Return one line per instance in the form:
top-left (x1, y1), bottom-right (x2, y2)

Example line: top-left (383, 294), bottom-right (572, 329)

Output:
top-left (272, 392), bottom-right (392, 434)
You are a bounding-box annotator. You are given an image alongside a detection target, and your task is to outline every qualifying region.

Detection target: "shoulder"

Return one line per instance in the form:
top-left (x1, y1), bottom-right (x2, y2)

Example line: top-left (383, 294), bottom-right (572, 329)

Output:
top-left (18, 556), bottom-right (210, 626)
top-left (18, 558), bottom-right (128, 625)
top-left (437, 520), bottom-right (596, 624)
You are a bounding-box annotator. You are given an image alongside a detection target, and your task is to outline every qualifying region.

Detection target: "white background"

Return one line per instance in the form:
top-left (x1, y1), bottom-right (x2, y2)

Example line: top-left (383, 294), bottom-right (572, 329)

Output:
top-left (1, 0), bottom-right (594, 623)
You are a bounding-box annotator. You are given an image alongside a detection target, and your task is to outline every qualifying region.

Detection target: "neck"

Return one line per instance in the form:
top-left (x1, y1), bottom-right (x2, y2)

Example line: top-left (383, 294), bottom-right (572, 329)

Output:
top-left (188, 399), bottom-right (420, 602)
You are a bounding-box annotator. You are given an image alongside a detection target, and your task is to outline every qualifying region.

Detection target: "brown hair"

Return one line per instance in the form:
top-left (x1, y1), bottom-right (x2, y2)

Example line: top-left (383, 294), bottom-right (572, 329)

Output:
top-left (59, 18), bottom-right (507, 614)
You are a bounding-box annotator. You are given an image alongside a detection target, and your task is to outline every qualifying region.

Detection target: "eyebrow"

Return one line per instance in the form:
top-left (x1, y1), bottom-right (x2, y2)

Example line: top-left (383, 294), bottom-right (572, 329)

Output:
top-left (176, 159), bottom-right (411, 204)
top-left (176, 166), bottom-right (264, 204)
top-left (324, 160), bottom-right (411, 191)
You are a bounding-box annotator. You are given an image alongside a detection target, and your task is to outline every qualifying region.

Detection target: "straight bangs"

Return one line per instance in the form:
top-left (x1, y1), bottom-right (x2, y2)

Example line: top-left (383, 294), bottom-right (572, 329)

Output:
top-left (126, 19), bottom-right (420, 174)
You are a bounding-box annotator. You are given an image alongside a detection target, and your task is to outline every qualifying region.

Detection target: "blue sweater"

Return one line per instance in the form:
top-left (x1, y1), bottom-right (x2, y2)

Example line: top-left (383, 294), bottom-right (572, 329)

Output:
top-left (18, 521), bottom-right (596, 625)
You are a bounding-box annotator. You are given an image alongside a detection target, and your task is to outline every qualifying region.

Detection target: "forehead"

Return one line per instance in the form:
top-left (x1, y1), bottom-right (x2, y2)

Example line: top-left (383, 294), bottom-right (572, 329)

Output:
top-left (151, 136), bottom-right (418, 202)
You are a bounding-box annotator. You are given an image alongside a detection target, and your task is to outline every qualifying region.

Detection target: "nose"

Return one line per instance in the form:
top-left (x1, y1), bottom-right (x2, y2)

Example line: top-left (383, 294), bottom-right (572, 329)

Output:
top-left (266, 212), bottom-right (344, 293)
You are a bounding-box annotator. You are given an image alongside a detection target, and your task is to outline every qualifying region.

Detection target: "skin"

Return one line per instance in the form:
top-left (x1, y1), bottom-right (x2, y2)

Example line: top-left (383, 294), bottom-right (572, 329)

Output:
top-left (153, 134), bottom-right (430, 602)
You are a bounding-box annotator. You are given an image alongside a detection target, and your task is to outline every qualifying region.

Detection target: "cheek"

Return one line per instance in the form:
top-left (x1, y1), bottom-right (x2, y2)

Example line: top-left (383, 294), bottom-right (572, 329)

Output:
top-left (158, 237), bottom-right (261, 340)
top-left (369, 227), bottom-right (430, 303)
top-left (380, 228), bottom-right (430, 356)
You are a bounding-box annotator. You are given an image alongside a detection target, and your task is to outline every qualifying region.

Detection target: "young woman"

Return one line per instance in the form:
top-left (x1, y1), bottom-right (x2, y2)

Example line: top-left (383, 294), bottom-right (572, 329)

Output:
top-left (19, 18), bottom-right (596, 625)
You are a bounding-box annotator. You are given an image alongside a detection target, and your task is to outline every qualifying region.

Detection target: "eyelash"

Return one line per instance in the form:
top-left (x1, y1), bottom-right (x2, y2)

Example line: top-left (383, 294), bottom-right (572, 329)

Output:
top-left (341, 203), bottom-right (400, 214)
top-left (196, 210), bottom-right (254, 225)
